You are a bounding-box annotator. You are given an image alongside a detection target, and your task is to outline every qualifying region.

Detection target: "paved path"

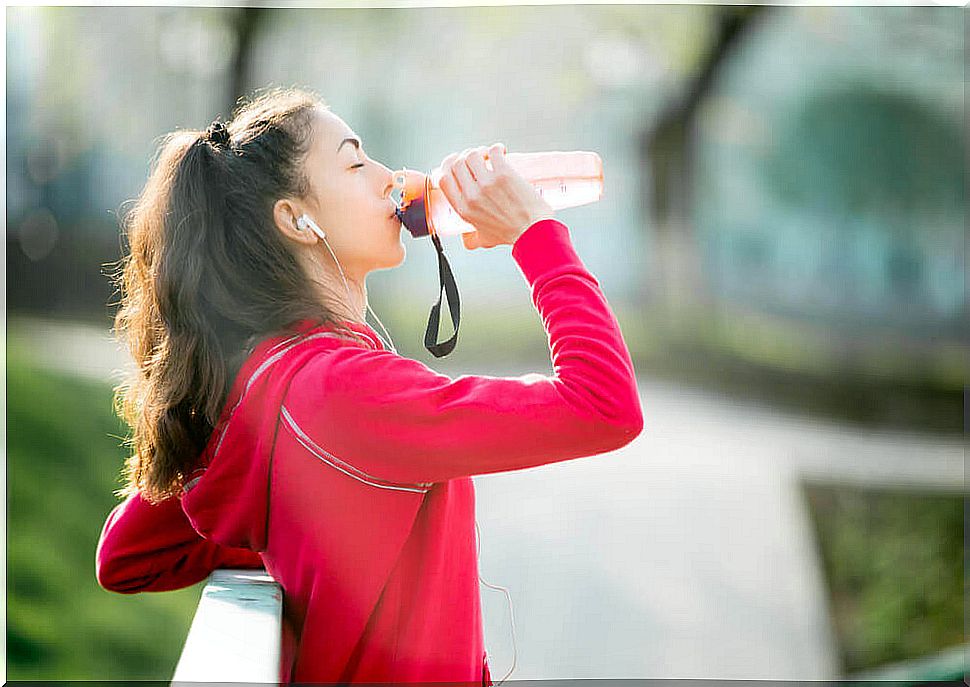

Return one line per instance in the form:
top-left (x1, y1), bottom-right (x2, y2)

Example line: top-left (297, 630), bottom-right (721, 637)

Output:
top-left (11, 317), bottom-right (965, 679)
top-left (469, 378), bottom-right (963, 680)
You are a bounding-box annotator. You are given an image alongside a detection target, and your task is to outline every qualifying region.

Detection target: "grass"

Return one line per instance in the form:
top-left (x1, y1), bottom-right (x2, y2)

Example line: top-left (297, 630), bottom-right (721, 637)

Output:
top-left (6, 337), bottom-right (204, 680)
top-left (802, 481), bottom-right (965, 675)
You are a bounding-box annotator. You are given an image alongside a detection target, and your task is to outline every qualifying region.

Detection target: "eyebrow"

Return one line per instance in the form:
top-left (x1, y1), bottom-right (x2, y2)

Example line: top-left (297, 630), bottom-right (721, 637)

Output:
top-left (336, 137), bottom-right (361, 154)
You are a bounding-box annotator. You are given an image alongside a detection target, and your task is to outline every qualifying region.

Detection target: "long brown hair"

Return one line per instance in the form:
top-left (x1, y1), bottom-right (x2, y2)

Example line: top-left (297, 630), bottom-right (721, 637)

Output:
top-left (110, 85), bottom-right (368, 504)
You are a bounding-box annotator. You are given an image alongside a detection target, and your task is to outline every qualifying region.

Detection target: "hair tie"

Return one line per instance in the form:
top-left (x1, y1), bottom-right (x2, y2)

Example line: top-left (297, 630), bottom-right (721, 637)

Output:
top-left (205, 120), bottom-right (232, 150)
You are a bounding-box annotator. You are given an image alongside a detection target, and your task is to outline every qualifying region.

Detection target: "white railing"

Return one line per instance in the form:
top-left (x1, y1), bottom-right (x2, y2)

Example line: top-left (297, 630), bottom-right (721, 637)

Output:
top-left (171, 568), bottom-right (283, 684)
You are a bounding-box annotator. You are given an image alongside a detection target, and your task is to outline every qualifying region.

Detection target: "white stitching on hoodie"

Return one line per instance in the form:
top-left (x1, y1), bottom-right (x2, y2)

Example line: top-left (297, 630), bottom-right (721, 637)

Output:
top-left (181, 328), bottom-right (387, 498)
top-left (210, 331), bottom-right (356, 461)
top-left (280, 405), bottom-right (432, 494)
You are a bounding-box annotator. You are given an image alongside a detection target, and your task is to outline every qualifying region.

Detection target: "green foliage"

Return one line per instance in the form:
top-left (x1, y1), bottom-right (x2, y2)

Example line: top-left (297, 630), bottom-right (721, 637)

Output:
top-left (765, 85), bottom-right (964, 220)
top-left (802, 482), bottom-right (964, 674)
top-left (6, 339), bottom-right (203, 680)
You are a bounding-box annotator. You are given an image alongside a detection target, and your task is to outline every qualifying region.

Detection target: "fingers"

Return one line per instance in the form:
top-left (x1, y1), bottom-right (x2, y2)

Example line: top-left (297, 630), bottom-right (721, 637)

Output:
top-left (488, 143), bottom-right (510, 174)
top-left (464, 146), bottom-right (494, 185)
top-left (439, 151), bottom-right (460, 177)
top-left (440, 143), bottom-right (510, 232)
top-left (437, 151), bottom-right (464, 213)
top-left (451, 152), bottom-right (477, 200)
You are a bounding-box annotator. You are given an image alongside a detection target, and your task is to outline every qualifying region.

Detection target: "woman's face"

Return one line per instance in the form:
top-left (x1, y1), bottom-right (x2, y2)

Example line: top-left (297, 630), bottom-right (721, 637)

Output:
top-left (296, 106), bottom-right (405, 277)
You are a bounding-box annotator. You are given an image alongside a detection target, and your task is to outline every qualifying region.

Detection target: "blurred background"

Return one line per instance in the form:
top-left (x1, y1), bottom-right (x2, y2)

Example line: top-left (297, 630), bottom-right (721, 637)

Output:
top-left (5, 2), bottom-right (965, 682)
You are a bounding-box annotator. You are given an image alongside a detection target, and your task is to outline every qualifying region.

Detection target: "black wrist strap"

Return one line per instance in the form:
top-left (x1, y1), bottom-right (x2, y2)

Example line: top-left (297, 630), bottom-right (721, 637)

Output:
top-left (424, 232), bottom-right (461, 357)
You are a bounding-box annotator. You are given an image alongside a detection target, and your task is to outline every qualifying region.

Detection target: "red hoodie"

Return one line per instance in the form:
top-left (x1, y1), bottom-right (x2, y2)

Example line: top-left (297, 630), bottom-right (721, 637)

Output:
top-left (95, 218), bottom-right (643, 684)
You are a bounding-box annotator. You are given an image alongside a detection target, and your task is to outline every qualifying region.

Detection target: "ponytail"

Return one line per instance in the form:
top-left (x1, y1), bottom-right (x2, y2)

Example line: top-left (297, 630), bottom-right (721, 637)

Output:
top-left (111, 86), bottom-right (368, 503)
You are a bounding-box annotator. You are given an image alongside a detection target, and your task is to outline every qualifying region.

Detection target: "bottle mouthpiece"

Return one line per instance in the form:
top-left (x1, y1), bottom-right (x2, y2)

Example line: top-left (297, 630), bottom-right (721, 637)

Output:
top-left (395, 201), bottom-right (430, 238)
top-left (392, 168), bottom-right (432, 239)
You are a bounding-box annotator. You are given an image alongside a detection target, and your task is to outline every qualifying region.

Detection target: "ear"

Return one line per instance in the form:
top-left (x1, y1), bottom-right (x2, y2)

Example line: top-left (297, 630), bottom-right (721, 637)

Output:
top-left (273, 198), bottom-right (315, 245)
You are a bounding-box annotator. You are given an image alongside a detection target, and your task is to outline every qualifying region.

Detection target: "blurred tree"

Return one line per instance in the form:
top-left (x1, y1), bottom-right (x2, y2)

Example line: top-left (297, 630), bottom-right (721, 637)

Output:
top-left (761, 85), bottom-right (964, 321)
top-left (226, 4), bottom-right (269, 115)
top-left (637, 6), bottom-right (771, 315)
top-left (764, 87), bottom-right (964, 220)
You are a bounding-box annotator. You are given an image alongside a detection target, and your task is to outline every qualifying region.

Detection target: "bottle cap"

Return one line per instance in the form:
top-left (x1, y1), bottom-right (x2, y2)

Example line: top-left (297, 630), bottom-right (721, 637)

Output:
top-left (392, 168), bottom-right (431, 238)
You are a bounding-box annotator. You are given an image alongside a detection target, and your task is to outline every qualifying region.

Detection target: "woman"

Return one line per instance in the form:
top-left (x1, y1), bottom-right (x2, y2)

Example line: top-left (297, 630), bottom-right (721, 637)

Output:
top-left (95, 86), bottom-right (644, 684)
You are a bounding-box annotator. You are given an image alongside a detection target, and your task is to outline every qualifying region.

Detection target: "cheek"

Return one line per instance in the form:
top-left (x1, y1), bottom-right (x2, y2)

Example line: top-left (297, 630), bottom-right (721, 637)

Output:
top-left (353, 217), bottom-right (394, 257)
top-left (334, 185), bottom-right (379, 224)
top-left (326, 193), bottom-right (355, 224)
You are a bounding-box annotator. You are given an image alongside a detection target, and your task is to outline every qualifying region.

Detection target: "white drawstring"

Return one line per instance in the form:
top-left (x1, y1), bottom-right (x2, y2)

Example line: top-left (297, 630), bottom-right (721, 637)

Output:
top-left (476, 520), bottom-right (517, 685)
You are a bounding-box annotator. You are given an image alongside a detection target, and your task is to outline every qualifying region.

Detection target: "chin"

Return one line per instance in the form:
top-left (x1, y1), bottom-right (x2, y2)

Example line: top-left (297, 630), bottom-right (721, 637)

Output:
top-left (372, 239), bottom-right (406, 272)
top-left (390, 238), bottom-right (406, 267)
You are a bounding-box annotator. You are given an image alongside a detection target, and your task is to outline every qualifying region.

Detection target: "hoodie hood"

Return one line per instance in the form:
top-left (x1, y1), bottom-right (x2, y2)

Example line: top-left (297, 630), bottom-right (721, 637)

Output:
top-left (180, 318), bottom-right (385, 551)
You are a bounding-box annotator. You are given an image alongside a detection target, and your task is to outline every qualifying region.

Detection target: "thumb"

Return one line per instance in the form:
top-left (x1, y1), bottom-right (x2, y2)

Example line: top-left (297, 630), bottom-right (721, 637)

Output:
top-left (462, 230), bottom-right (480, 250)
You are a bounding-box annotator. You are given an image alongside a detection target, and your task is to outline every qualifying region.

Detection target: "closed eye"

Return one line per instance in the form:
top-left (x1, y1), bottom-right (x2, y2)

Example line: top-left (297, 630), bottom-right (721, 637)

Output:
top-left (350, 163), bottom-right (365, 169)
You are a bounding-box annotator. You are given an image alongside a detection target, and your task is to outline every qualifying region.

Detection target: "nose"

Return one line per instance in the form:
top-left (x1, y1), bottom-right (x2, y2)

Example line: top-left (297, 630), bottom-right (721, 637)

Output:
top-left (377, 161), bottom-right (395, 200)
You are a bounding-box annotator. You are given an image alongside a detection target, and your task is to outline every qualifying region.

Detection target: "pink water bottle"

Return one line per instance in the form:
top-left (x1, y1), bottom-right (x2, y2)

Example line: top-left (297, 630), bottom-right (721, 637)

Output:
top-left (393, 150), bottom-right (604, 239)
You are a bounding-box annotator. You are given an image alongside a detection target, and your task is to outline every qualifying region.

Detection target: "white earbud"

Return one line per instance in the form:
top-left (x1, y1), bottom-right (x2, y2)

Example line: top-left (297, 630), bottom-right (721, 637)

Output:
top-left (296, 213), bottom-right (326, 241)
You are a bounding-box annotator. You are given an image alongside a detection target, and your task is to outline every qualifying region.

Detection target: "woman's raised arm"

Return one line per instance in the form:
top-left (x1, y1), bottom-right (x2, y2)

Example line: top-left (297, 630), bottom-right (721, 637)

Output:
top-left (280, 218), bottom-right (644, 486)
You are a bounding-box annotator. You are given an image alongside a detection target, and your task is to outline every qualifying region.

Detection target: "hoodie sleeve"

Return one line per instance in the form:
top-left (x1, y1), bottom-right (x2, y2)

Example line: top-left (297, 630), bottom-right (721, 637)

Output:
top-left (284, 218), bottom-right (643, 486)
top-left (95, 490), bottom-right (264, 594)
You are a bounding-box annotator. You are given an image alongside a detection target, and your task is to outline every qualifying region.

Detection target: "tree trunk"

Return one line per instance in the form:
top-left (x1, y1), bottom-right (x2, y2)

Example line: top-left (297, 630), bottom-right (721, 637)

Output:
top-left (638, 6), bottom-right (771, 319)
top-left (226, 5), bottom-right (266, 116)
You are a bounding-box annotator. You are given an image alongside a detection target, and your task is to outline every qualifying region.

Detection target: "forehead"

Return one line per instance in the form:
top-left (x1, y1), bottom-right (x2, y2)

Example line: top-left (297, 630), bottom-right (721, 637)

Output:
top-left (311, 108), bottom-right (358, 157)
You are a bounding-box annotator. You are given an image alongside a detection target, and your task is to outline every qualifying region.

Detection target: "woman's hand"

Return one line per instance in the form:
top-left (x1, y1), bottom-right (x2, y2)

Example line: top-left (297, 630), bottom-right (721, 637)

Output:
top-left (437, 143), bottom-right (556, 250)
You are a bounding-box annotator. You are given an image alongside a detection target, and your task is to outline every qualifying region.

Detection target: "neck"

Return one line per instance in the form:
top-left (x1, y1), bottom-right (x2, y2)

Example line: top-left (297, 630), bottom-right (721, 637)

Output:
top-left (323, 270), bottom-right (367, 324)
top-left (305, 251), bottom-right (368, 325)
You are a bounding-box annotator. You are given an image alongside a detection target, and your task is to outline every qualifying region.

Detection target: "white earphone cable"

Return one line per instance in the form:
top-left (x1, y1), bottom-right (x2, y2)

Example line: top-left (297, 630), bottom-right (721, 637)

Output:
top-left (304, 213), bottom-right (397, 354)
top-left (476, 519), bottom-right (517, 686)
top-left (364, 301), bottom-right (397, 354)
